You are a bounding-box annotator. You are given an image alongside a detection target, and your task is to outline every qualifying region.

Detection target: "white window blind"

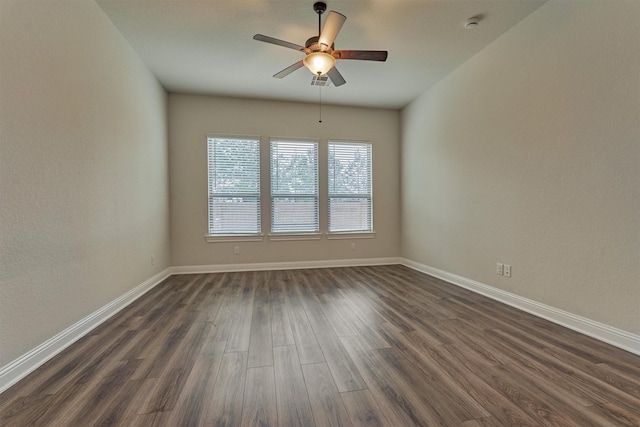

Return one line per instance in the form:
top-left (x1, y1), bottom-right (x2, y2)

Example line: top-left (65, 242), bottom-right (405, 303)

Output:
top-left (328, 142), bottom-right (373, 232)
top-left (207, 136), bottom-right (261, 235)
top-left (270, 139), bottom-right (319, 233)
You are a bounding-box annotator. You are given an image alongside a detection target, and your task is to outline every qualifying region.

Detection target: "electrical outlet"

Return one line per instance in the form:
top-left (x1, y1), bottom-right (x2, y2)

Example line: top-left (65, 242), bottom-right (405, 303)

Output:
top-left (496, 263), bottom-right (503, 275)
top-left (234, 246), bottom-right (240, 255)
top-left (350, 243), bottom-right (356, 251)
top-left (504, 264), bottom-right (511, 277)
top-left (151, 255), bottom-right (155, 266)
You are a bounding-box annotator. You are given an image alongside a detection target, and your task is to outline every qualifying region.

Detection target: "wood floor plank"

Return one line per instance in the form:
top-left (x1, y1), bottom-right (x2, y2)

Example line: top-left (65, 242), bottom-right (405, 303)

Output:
top-left (248, 280), bottom-right (273, 368)
top-left (439, 343), bottom-right (602, 427)
top-left (487, 327), bottom-right (640, 411)
top-left (332, 299), bottom-right (391, 350)
top-left (137, 320), bottom-right (212, 414)
top-left (241, 366), bottom-right (277, 427)
top-left (273, 345), bottom-right (315, 426)
top-left (89, 377), bottom-right (148, 427)
top-left (179, 273), bottom-right (209, 306)
top-left (311, 269), bottom-right (362, 338)
top-left (114, 377), bottom-right (161, 422)
top-left (307, 314), bottom-right (367, 392)
top-left (1, 384), bottom-right (80, 426)
top-left (375, 346), bottom-right (484, 425)
top-left (203, 351), bottom-right (247, 426)
top-left (340, 334), bottom-right (435, 427)
top-left (314, 291), bottom-right (358, 337)
top-left (208, 272), bottom-right (243, 342)
top-left (340, 389), bottom-right (393, 427)
top-left (226, 271), bottom-right (257, 353)
top-left (371, 322), bottom-right (490, 421)
top-left (196, 272), bottom-right (232, 322)
top-left (2, 266), bottom-right (639, 427)
top-left (461, 418), bottom-right (500, 427)
top-left (269, 272), bottom-right (296, 347)
top-left (586, 401), bottom-right (640, 426)
top-left (131, 308), bottom-right (198, 380)
top-left (424, 318), bottom-right (507, 362)
top-left (486, 327), bottom-right (612, 405)
top-left (424, 343), bottom-right (544, 426)
top-left (327, 269), bottom-right (387, 325)
top-left (64, 358), bottom-right (143, 425)
top-left (126, 410), bottom-right (172, 427)
top-left (283, 271), bottom-right (325, 365)
top-left (302, 362), bottom-right (353, 427)
top-left (162, 340), bottom-right (227, 425)
top-left (296, 269), bottom-right (328, 317)
top-left (496, 362), bottom-right (620, 426)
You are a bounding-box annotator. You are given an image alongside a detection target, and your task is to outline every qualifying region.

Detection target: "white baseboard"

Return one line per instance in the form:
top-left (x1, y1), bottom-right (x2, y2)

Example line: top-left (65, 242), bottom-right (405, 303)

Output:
top-left (401, 258), bottom-right (640, 356)
top-left (3, 257), bottom-right (637, 396)
top-left (0, 268), bottom-right (172, 394)
top-left (169, 257), bottom-right (402, 274)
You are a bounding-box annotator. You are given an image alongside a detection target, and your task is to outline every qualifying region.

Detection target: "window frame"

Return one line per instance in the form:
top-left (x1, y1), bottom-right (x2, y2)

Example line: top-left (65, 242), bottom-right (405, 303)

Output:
top-left (269, 137), bottom-right (320, 238)
top-left (205, 134), bottom-right (263, 242)
top-left (327, 140), bottom-right (374, 236)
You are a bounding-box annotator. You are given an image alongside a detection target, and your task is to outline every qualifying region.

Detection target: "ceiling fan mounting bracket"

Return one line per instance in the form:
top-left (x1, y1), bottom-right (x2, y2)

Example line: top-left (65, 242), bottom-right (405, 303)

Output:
top-left (313, 2), bottom-right (327, 15)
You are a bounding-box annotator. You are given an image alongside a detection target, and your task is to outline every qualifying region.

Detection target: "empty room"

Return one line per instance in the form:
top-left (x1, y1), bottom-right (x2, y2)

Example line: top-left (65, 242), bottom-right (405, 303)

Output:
top-left (1, 0), bottom-right (638, 425)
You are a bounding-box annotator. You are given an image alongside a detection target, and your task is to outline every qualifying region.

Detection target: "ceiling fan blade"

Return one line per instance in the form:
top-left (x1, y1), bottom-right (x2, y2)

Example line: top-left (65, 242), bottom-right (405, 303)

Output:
top-left (273, 60), bottom-right (305, 78)
top-left (327, 66), bottom-right (346, 87)
top-left (253, 34), bottom-right (305, 52)
top-left (318, 11), bottom-right (346, 50)
top-left (333, 50), bottom-right (388, 61)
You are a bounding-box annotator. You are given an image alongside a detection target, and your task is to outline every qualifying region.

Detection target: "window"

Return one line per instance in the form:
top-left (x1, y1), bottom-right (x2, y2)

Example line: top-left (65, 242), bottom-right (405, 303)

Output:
top-left (328, 142), bottom-right (373, 233)
top-left (270, 139), bottom-right (319, 234)
top-left (207, 135), bottom-right (261, 235)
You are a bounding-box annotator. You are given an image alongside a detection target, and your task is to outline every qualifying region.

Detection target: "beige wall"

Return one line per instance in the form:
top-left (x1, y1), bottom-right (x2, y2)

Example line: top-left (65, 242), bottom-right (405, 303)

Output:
top-left (0, 0), bottom-right (170, 365)
top-left (169, 94), bottom-right (400, 266)
top-left (401, 1), bottom-right (640, 335)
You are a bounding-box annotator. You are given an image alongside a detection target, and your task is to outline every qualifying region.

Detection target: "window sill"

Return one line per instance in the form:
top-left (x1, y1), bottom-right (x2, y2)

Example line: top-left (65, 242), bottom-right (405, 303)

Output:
top-left (268, 233), bottom-right (322, 242)
top-left (326, 231), bottom-right (376, 240)
top-left (205, 232), bottom-right (374, 242)
top-left (205, 234), bottom-right (264, 243)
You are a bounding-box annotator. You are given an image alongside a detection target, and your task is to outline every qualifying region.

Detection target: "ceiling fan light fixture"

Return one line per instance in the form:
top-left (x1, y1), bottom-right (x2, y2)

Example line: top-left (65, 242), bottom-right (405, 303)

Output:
top-left (303, 51), bottom-right (336, 76)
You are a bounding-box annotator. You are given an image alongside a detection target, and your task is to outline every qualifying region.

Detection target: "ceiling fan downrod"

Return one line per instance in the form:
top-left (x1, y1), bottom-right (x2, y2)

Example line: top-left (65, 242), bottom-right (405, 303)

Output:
top-left (313, 2), bottom-right (327, 36)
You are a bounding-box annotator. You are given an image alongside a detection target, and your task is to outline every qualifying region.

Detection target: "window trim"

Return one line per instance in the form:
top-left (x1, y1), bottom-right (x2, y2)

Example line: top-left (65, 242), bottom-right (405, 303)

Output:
top-left (325, 231), bottom-right (376, 240)
top-left (268, 233), bottom-right (322, 241)
top-left (205, 234), bottom-right (264, 243)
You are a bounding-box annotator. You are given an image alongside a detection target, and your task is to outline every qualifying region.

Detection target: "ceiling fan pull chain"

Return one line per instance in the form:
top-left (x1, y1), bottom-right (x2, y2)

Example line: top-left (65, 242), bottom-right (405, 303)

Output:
top-left (319, 85), bottom-right (323, 123)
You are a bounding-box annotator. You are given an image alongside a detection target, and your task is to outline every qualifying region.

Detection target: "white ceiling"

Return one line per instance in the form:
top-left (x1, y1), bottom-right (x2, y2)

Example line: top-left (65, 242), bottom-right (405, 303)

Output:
top-left (95, 0), bottom-right (546, 110)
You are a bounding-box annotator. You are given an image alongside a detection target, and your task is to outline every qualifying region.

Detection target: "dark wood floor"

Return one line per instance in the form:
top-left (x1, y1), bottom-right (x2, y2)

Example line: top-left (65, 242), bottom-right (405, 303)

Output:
top-left (1, 265), bottom-right (639, 426)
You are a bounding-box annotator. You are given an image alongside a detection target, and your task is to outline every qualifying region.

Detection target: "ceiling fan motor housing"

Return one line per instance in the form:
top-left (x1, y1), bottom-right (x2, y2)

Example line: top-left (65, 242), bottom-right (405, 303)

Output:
top-left (305, 36), bottom-right (334, 54)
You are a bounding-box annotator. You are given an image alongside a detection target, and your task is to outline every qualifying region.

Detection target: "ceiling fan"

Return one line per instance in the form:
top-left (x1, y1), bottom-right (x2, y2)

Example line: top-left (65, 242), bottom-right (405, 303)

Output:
top-left (253, 2), bottom-right (388, 87)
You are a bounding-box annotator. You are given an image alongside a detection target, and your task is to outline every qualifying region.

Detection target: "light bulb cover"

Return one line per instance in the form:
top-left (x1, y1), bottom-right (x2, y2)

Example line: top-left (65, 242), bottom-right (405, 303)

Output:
top-left (303, 52), bottom-right (336, 76)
